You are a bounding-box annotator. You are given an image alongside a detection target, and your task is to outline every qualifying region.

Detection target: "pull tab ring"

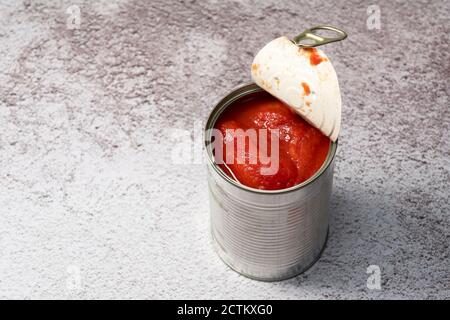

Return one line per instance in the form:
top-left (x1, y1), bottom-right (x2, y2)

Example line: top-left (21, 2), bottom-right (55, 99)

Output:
top-left (292, 25), bottom-right (347, 48)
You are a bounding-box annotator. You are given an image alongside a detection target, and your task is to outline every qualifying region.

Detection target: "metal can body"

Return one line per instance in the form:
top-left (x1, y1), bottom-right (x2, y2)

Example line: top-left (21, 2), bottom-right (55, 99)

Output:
top-left (205, 84), bottom-right (337, 281)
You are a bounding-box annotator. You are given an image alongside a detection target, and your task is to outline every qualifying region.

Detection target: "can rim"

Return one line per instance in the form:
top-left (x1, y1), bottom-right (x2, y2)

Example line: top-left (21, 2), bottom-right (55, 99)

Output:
top-left (205, 83), bottom-right (338, 195)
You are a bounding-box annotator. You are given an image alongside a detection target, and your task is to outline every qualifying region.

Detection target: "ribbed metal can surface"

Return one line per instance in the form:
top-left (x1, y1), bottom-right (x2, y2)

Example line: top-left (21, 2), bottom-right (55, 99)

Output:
top-left (205, 83), bottom-right (337, 281)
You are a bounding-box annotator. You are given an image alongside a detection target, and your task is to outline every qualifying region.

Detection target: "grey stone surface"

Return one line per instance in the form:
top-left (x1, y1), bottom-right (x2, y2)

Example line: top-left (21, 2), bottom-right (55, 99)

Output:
top-left (0, 0), bottom-right (448, 299)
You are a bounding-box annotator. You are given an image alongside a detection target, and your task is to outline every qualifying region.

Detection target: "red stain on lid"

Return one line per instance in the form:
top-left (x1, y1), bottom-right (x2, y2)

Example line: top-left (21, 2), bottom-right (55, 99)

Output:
top-left (302, 48), bottom-right (328, 66)
top-left (301, 82), bottom-right (311, 95)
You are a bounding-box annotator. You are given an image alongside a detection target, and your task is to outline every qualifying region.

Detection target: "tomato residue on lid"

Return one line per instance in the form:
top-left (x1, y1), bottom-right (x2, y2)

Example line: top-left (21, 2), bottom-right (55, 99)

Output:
top-left (301, 82), bottom-right (311, 95)
top-left (302, 47), bottom-right (328, 66)
top-left (214, 93), bottom-right (330, 190)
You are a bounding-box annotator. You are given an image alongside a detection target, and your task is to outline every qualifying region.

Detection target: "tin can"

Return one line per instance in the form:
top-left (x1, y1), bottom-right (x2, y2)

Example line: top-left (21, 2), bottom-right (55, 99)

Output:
top-left (205, 83), bottom-right (337, 281)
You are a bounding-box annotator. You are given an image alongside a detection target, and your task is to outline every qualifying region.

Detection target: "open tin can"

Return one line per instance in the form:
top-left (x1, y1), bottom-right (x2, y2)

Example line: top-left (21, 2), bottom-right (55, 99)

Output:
top-left (205, 83), bottom-right (337, 281)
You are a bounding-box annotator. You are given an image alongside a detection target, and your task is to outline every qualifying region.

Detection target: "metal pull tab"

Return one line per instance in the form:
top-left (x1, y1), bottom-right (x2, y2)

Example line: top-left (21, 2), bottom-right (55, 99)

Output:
top-left (292, 25), bottom-right (347, 47)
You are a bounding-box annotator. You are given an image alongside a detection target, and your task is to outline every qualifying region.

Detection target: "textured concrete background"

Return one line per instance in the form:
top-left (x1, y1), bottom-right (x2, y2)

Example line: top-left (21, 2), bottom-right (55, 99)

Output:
top-left (0, 0), bottom-right (448, 299)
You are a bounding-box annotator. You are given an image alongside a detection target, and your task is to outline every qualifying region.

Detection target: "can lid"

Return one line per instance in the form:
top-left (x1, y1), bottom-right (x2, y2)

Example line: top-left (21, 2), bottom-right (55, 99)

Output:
top-left (251, 26), bottom-right (347, 142)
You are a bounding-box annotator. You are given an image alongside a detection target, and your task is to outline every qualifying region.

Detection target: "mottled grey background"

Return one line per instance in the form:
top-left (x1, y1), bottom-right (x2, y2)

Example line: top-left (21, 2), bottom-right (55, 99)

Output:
top-left (0, 0), bottom-right (448, 299)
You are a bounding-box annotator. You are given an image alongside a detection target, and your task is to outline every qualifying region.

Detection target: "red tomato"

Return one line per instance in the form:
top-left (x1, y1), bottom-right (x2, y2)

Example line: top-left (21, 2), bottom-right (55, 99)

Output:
top-left (215, 94), bottom-right (330, 190)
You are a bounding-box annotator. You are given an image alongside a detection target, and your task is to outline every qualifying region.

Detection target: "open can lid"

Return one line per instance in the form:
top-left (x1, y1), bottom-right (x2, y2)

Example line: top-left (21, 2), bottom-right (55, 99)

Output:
top-left (251, 26), bottom-right (347, 142)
